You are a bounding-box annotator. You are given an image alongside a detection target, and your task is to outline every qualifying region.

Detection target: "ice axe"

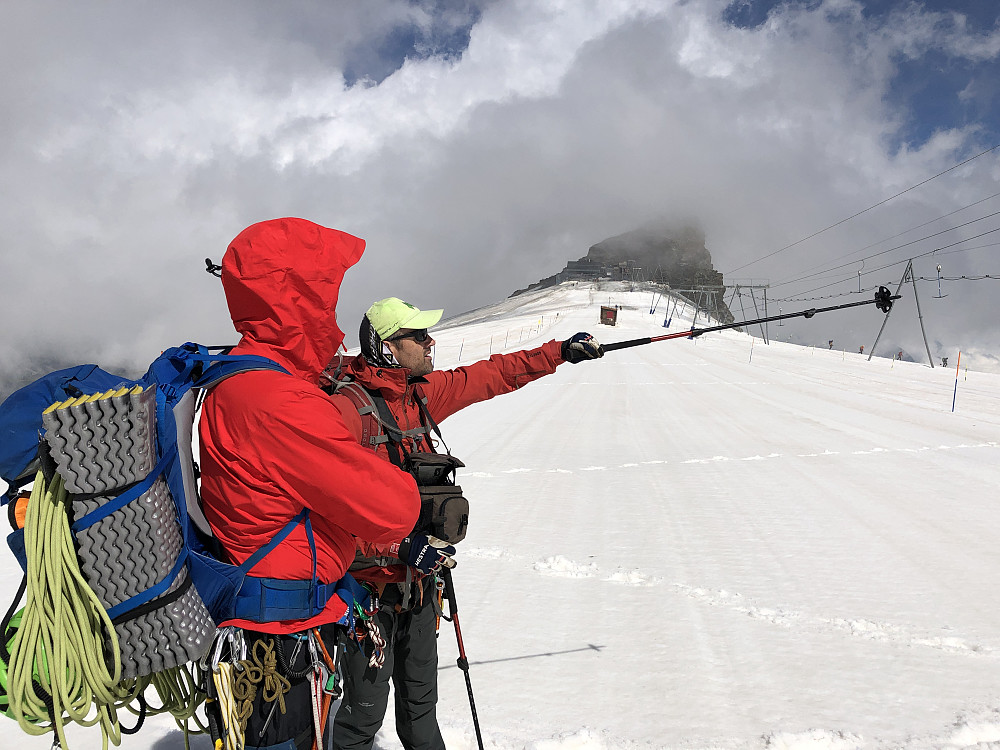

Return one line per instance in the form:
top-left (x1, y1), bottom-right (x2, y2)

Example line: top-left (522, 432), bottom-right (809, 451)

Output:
top-left (603, 286), bottom-right (900, 352)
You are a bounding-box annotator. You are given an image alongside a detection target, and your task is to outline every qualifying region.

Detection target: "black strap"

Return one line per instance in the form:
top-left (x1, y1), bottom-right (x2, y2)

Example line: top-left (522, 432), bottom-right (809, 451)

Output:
top-left (352, 383), bottom-right (452, 466)
top-left (368, 391), bottom-right (409, 468)
top-left (0, 572), bottom-right (27, 663)
top-left (413, 390), bottom-right (450, 455)
top-left (119, 693), bottom-right (148, 735)
top-left (6, 496), bottom-right (20, 532)
top-left (5, 467), bottom-right (38, 524)
top-left (110, 569), bottom-right (194, 626)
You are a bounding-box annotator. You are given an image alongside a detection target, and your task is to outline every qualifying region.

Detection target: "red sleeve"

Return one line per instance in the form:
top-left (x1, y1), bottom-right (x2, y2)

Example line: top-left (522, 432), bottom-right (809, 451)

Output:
top-left (329, 394), bottom-right (409, 558)
top-left (329, 393), bottom-right (364, 442)
top-left (421, 339), bottom-right (565, 423)
top-left (204, 371), bottom-right (420, 545)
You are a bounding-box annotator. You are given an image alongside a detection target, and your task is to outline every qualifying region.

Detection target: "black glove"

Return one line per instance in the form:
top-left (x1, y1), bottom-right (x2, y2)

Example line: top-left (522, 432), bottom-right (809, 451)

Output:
top-left (396, 535), bottom-right (457, 574)
top-left (561, 332), bottom-right (604, 363)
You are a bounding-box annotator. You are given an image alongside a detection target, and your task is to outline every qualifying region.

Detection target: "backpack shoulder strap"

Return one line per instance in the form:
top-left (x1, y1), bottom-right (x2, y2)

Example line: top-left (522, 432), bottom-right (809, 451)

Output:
top-left (411, 386), bottom-right (450, 455)
top-left (366, 389), bottom-right (409, 468)
top-left (332, 380), bottom-right (388, 453)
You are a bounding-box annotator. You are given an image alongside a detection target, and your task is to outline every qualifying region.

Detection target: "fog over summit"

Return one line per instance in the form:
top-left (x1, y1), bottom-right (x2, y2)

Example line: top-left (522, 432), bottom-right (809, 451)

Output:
top-left (1, 1), bottom-right (998, 390)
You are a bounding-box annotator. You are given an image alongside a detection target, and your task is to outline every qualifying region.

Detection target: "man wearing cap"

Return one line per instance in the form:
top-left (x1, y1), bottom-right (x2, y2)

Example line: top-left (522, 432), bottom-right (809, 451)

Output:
top-left (326, 297), bottom-right (604, 750)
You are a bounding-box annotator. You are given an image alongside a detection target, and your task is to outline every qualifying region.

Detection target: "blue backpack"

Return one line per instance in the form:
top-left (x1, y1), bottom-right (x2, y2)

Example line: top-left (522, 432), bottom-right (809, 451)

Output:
top-left (1, 342), bottom-right (365, 675)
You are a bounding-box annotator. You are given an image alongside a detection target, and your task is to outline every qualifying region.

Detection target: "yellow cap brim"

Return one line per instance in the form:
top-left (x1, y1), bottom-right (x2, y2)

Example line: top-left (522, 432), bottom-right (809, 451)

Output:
top-left (366, 296), bottom-right (445, 339)
top-left (395, 308), bottom-right (443, 333)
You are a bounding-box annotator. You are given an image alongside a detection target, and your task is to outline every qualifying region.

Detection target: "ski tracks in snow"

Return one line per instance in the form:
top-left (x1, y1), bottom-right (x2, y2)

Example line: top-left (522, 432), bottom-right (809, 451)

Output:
top-left (461, 548), bottom-right (661, 587)
top-left (671, 584), bottom-right (998, 660)
top-left (757, 716), bottom-right (1000, 750)
top-left (453, 546), bottom-right (1000, 750)
top-left (460, 717), bottom-right (1000, 750)
top-left (459, 442), bottom-right (999, 478)
top-left (460, 547), bottom-right (999, 662)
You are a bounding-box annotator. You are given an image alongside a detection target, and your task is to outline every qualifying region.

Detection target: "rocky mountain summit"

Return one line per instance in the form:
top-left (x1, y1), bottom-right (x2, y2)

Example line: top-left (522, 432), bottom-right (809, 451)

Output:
top-left (512, 223), bottom-right (734, 324)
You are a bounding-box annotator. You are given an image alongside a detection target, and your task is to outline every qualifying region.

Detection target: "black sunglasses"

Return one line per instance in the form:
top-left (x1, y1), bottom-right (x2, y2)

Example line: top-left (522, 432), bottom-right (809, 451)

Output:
top-left (387, 328), bottom-right (431, 343)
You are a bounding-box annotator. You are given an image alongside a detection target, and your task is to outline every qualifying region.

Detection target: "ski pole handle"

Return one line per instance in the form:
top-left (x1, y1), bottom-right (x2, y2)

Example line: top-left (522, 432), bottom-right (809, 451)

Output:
top-left (603, 331), bottom-right (694, 352)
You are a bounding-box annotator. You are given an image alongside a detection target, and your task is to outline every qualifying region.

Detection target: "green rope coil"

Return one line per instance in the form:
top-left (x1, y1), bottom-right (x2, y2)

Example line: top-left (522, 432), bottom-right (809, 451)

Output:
top-left (7, 471), bottom-right (126, 749)
top-left (5, 472), bottom-right (211, 749)
top-left (149, 664), bottom-right (210, 737)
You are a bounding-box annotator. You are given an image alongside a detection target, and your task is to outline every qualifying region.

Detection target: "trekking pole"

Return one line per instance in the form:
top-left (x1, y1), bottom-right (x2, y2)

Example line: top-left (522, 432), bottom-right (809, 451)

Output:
top-left (441, 568), bottom-right (485, 750)
top-left (603, 286), bottom-right (900, 352)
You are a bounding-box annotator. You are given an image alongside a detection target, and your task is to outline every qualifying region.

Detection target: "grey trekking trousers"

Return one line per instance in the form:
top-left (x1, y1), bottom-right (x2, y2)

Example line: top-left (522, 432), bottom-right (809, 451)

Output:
top-left (333, 582), bottom-right (445, 750)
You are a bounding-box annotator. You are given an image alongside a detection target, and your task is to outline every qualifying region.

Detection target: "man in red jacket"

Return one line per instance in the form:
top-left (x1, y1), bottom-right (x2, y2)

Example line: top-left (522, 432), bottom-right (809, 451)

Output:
top-left (199, 219), bottom-right (422, 749)
top-left (327, 297), bottom-right (604, 750)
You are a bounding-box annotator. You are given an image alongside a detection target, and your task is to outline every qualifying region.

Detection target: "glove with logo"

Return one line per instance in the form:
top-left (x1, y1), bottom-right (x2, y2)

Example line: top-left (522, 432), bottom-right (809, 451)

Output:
top-left (393, 535), bottom-right (457, 574)
top-left (561, 332), bottom-right (604, 364)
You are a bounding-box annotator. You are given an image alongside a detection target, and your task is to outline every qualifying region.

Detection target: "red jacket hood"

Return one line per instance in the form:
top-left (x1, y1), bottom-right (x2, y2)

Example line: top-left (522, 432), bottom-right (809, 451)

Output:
top-left (222, 218), bottom-right (365, 380)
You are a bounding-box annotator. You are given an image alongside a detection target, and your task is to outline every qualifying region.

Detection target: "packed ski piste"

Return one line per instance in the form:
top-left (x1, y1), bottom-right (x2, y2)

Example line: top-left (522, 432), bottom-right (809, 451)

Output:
top-left (3, 218), bottom-right (1000, 750)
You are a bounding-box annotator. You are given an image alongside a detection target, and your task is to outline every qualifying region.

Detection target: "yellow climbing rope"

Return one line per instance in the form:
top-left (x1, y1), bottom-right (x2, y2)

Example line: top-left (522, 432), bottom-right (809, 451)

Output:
top-left (148, 664), bottom-right (211, 746)
top-left (249, 638), bottom-right (290, 715)
top-left (7, 471), bottom-right (126, 749)
top-left (214, 636), bottom-right (291, 750)
top-left (213, 662), bottom-right (244, 750)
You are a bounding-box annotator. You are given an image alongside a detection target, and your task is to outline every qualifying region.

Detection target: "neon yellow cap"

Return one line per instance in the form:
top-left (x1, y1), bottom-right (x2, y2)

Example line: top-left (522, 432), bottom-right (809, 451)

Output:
top-left (365, 297), bottom-right (443, 339)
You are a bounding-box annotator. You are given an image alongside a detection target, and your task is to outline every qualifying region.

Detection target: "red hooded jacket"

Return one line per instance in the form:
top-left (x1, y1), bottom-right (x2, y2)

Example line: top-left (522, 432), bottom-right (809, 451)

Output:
top-left (198, 218), bottom-right (421, 633)
top-left (329, 340), bottom-right (566, 585)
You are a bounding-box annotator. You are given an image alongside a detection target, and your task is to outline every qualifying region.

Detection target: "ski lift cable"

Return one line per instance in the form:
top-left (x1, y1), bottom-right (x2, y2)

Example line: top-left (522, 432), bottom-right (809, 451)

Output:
top-left (769, 190), bottom-right (1000, 284)
top-left (775, 285), bottom-right (892, 302)
top-left (929, 241), bottom-right (1000, 256)
top-left (775, 226), bottom-right (1000, 299)
top-left (724, 143), bottom-right (1000, 275)
top-left (768, 210), bottom-right (1000, 291)
top-left (776, 275), bottom-right (999, 303)
top-left (773, 241), bottom-right (1000, 298)
top-left (915, 274), bottom-right (1000, 281)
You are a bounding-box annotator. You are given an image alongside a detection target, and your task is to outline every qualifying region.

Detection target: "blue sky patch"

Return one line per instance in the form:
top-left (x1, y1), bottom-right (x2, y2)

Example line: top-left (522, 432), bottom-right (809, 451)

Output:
top-left (722, 0), bottom-right (1000, 149)
top-left (343, 0), bottom-right (486, 87)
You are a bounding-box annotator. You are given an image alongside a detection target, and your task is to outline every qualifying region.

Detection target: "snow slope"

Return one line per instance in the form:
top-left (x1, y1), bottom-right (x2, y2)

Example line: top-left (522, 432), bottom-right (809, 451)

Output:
top-left (2, 281), bottom-right (999, 750)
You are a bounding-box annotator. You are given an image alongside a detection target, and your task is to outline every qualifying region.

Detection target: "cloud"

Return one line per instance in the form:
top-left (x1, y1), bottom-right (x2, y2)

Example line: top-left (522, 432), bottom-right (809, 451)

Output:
top-left (1, 0), bottom-right (999, 397)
